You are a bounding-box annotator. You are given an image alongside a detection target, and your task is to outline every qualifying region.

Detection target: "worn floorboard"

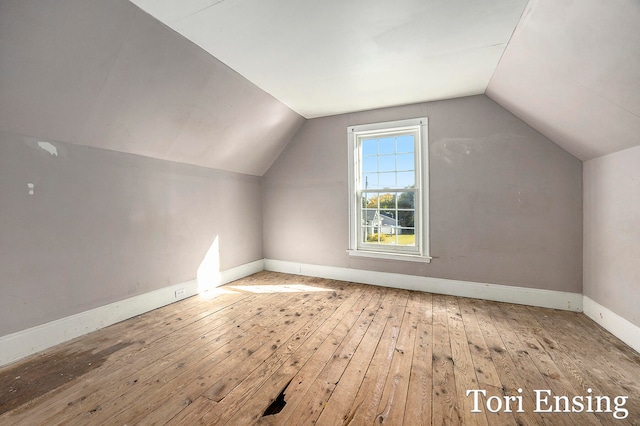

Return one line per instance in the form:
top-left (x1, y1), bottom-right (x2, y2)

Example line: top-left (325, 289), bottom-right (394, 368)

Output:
top-left (1, 271), bottom-right (639, 425)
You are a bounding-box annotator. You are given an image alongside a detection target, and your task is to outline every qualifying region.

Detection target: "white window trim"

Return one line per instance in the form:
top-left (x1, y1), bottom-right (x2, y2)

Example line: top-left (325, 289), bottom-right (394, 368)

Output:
top-left (347, 117), bottom-right (431, 263)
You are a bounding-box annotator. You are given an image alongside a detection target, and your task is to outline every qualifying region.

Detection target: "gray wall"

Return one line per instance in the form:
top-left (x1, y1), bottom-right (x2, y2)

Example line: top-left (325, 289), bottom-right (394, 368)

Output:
top-left (263, 95), bottom-right (583, 292)
top-left (0, 130), bottom-right (263, 336)
top-left (584, 145), bottom-right (640, 328)
top-left (0, 0), bottom-right (304, 176)
top-left (0, 0), bottom-right (299, 338)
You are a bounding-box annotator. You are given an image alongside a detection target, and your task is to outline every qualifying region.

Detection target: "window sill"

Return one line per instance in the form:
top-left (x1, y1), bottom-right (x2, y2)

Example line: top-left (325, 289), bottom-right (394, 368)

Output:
top-left (347, 250), bottom-right (432, 263)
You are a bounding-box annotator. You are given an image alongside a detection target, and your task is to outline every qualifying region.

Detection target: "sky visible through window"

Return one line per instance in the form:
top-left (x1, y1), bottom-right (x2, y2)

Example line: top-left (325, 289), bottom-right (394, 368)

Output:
top-left (361, 134), bottom-right (415, 189)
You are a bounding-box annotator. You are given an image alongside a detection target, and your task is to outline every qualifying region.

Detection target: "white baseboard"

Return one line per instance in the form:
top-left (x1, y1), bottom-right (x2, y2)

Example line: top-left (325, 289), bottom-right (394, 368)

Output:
top-left (0, 260), bottom-right (264, 367)
top-left (583, 296), bottom-right (640, 354)
top-left (221, 259), bottom-right (264, 284)
top-left (264, 259), bottom-right (583, 312)
top-left (1, 257), bottom-right (588, 368)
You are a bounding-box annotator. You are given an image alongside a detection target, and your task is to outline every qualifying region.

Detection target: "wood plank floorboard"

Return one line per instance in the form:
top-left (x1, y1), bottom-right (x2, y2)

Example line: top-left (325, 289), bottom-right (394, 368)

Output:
top-left (342, 290), bottom-right (409, 425)
top-left (1, 271), bottom-right (639, 425)
top-left (456, 298), bottom-right (514, 426)
top-left (403, 291), bottom-right (434, 426)
top-left (431, 294), bottom-right (461, 425)
top-left (465, 298), bottom-right (542, 426)
top-left (484, 301), bottom-right (577, 426)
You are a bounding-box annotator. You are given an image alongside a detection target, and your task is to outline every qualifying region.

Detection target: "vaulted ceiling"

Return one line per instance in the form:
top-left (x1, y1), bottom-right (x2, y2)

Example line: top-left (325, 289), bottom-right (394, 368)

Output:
top-left (130, 0), bottom-right (528, 119)
top-left (130, 0), bottom-right (640, 161)
top-left (1, 0), bottom-right (638, 175)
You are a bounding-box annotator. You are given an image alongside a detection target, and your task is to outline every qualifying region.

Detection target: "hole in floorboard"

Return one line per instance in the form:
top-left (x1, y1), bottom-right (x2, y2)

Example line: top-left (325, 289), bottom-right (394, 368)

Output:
top-left (262, 380), bottom-right (291, 416)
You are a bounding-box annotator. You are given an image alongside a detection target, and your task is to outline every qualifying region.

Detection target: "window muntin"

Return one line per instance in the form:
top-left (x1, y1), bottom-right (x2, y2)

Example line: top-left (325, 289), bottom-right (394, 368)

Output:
top-left (348, 117), bottom-right (429, 260)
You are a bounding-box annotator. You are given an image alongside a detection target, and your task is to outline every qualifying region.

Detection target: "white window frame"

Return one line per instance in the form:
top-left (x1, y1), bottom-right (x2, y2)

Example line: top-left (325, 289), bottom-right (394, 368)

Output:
top-left (347, 117), bottom-right (431, 263)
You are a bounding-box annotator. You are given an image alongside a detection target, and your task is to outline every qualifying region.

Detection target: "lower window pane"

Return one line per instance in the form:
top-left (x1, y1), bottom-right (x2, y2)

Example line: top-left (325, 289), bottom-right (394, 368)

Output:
top-left (363, 227), bottom-right (386, 243)
top-left (362, 209), bottom-right (376, 226)
top-left (397, 209), bottom-right (415, 228)
top-left (397, 228), bottom-right (415, 246)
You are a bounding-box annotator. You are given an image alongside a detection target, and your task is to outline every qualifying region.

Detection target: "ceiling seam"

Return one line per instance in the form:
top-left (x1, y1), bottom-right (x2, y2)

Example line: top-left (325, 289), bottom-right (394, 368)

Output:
top-left (485, 0), bottom-right (533, 93)
top-left (174, 0), bottom-right (228, 25)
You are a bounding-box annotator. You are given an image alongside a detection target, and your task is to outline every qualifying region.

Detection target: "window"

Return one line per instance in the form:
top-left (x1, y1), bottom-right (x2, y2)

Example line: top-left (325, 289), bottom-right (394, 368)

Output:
top-left (348, 117), bottom-right (430, 262)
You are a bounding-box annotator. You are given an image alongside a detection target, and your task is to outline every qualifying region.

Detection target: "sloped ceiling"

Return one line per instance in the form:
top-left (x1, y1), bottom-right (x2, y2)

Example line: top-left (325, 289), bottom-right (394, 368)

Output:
top-left (130, 0), bottom-right (528, 118)
top-left (2, 0), bottom-right (637, 170)
top-left (487, 0), bottom-right (640, 160)
top-left (0, 0), bottom-right (305, 176)
top-left (129, 0), bottom-right (640, 160)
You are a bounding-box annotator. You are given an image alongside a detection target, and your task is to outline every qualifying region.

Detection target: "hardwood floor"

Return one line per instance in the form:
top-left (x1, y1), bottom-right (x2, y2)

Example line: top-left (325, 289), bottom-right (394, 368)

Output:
top-left (1, 271), bottom-right (639, 425)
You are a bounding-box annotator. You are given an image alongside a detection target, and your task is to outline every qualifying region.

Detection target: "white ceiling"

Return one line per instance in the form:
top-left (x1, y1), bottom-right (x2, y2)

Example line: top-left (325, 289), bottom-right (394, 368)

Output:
top-left (127, 0), bottom-right (640, 161)
top-left (130, 0), bottom-right (528, 119)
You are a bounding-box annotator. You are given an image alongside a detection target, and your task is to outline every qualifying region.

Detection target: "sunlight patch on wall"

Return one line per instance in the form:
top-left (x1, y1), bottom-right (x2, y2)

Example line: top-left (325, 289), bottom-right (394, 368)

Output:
top-left (197, 236), bottom-right (221, 293)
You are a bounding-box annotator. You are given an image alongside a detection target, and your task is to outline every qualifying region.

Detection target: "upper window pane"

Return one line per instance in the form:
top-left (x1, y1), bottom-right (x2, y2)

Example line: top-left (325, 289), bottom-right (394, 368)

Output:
top-left (359, 133), bottom-right (417, 188)
top-left (362, 139), bottom-right (378, 156)
top-left (363, 173), bottom-right (378, 189)
top-left (379, 137), bottom-right (395, 154)
top-left (396, 154), bottom-right (414, 171)
top-left (362, 156), bottom-right (378, 173)
top-left (397, 171), bottom-right (414, 188)
top-left (378, 156), bottom-right (396, 172)
top-left (379, 173), bottom-right (396, 187)
top-left (397, 135), bottom-right (414, 153)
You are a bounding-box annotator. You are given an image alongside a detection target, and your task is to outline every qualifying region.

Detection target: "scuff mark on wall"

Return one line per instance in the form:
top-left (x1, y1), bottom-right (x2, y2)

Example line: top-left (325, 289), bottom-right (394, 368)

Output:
top-left (37, 142), bottom-right (58, 156)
